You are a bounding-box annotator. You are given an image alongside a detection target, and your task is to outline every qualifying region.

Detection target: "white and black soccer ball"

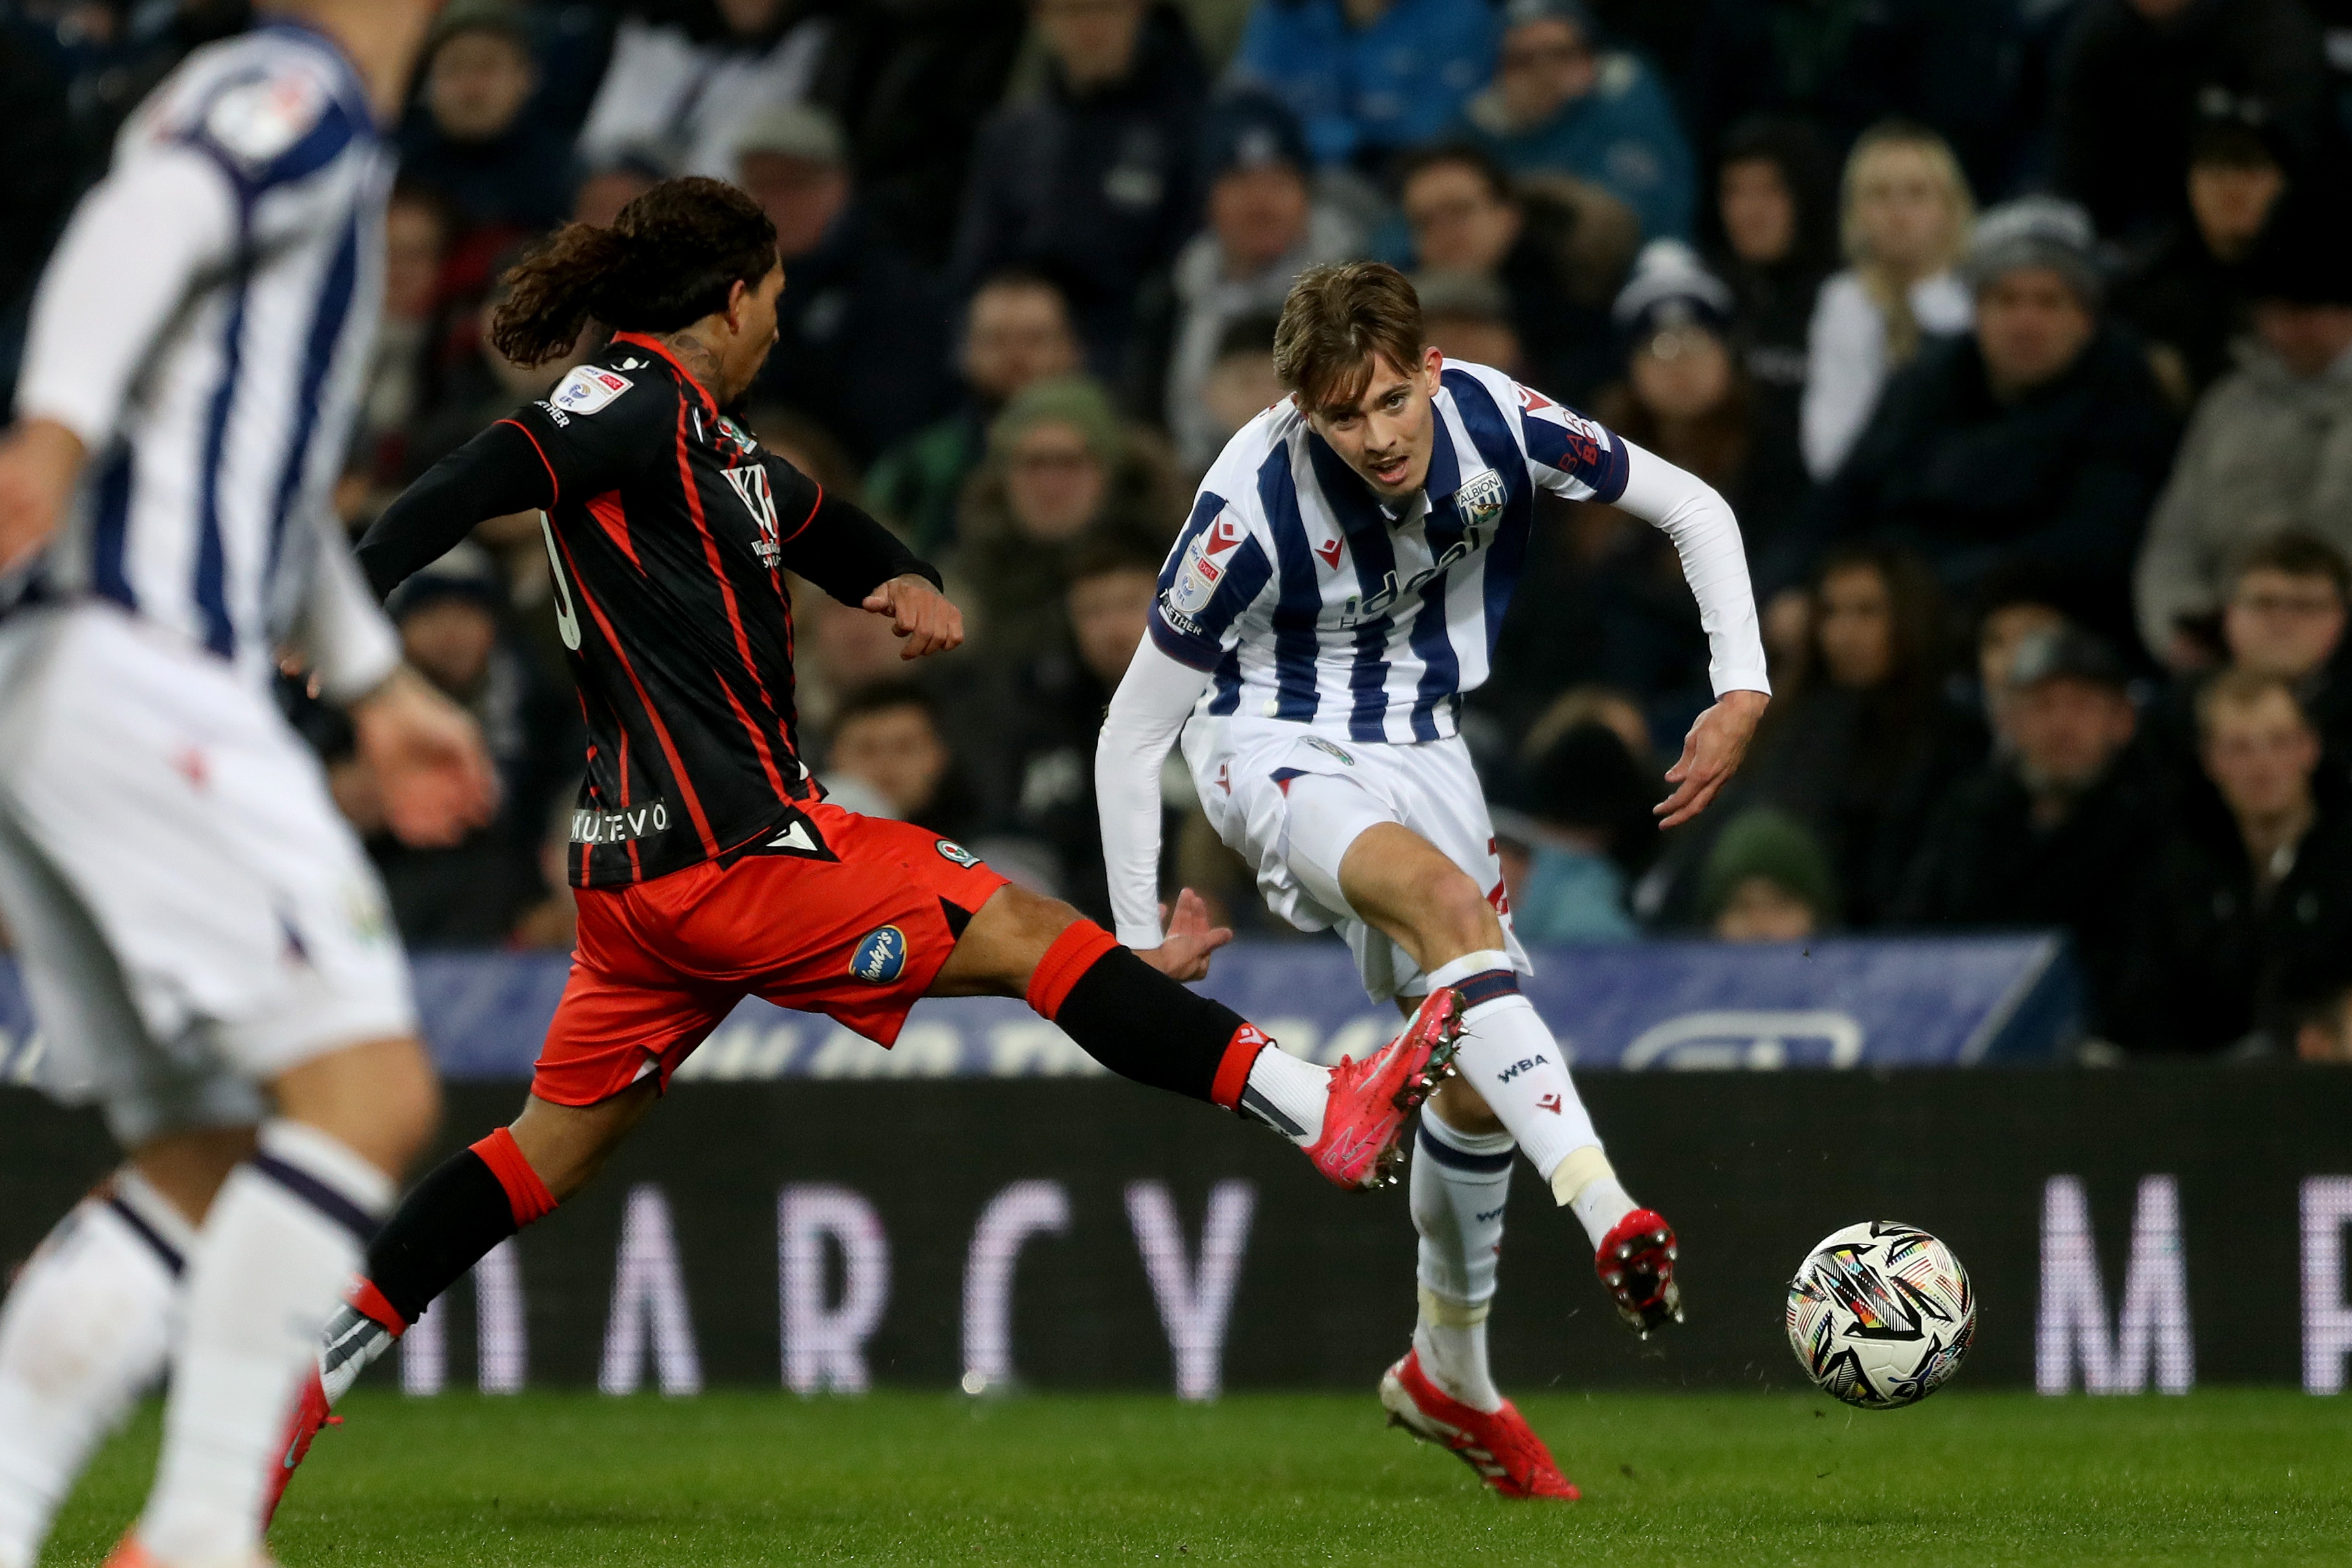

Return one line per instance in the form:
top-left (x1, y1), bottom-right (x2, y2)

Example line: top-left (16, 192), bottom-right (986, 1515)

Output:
top-left (1785, 1221), bottom-right (1975, 1409)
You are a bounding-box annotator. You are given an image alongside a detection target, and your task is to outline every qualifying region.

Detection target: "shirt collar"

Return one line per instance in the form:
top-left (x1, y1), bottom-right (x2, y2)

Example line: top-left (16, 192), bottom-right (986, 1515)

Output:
top-left (610, 331), bottom-right (717, 415)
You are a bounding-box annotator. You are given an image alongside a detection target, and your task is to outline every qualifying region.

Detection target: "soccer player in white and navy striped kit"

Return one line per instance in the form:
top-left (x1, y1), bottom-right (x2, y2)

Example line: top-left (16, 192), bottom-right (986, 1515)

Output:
top-left (1098, 263), bottom-right (1771, 1496)
top-left (0, 6), bottom-right (494, 1565)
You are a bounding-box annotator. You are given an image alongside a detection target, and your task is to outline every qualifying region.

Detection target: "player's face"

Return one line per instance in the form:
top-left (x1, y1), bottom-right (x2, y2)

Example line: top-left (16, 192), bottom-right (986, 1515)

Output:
top-left (718, 263), bottom-right (787, 403)
top-left (1307, 346), bottom-right (1444, 502)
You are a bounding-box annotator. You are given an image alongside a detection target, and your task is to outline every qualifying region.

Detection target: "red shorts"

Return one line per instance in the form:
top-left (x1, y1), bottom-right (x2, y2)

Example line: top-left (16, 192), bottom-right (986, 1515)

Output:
top-left (531, 802), bottom-right (1009, 1105)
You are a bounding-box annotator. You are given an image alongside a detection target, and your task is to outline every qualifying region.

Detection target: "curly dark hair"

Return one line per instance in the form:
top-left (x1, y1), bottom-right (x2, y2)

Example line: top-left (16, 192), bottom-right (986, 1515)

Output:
top-left (490, 176), bottom-right (779, 366)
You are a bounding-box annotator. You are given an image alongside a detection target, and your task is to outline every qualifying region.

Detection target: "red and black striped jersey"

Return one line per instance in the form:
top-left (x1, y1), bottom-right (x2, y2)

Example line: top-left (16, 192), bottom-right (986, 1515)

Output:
top-left (360, 332), bottom-right (935, 889)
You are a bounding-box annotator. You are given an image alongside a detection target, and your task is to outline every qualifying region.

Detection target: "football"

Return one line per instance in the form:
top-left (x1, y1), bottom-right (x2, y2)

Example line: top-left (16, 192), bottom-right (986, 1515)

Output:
top-left (1785, 1221), bottom-right (1976, 1409)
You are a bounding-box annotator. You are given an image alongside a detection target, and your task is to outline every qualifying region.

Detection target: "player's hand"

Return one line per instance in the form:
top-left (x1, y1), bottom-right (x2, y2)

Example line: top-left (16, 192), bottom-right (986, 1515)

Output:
top-left (862, 574), bottom-right (963, 660)
top-left (1655, 687), bottom-right (1768, 829)
top-left (1134, 887), bottom-right (1232, 983)
top-left (0, 419), bottom-right (86, 578)
top-left (351, 665), bottom-right (502, 848)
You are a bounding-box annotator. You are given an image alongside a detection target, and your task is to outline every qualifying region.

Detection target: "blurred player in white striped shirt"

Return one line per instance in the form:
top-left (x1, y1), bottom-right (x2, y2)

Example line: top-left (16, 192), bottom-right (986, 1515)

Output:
top-left (0, 5), bottom-right (495, 1564)
top-left (1098, 263), bottom-right (1770, 1497)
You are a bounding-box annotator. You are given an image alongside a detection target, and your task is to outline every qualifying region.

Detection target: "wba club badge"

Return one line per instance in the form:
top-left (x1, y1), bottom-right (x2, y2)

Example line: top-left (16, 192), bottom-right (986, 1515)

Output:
top-left (1456, 469), bottom-right (1507, 532)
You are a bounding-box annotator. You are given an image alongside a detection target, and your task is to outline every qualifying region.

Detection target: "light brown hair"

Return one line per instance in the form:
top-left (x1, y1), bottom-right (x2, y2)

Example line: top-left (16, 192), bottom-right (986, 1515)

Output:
top-left (2196, 666), bottom-right (2310, 740)
top-left (1273, 262), bottom-right (1426, 414)
top-left (1839, 120), bottom-right (1974, 368)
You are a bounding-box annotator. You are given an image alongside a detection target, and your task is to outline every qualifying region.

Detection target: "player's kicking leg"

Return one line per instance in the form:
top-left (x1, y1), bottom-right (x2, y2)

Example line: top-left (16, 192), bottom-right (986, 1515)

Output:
top-left (270, 879), bottom-right (1458, 1514)
top-left (1335, 823), bottom-right (1678, 1499)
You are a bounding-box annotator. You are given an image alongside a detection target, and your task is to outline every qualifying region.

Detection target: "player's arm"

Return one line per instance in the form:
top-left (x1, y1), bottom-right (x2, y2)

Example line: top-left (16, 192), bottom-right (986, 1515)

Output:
top-left (1610, 441), bottom-right (1771, 826)
top-left (1514, 384), bottom-right (1770, 826)
top-left (765, 460), bottom-right (959, 659)
top-left (0, 144), bottom-right (239, 570)
top-left (356, 421), bottom-right (559, 598)
top-left (1096, 636), bottom-right (1223, 977)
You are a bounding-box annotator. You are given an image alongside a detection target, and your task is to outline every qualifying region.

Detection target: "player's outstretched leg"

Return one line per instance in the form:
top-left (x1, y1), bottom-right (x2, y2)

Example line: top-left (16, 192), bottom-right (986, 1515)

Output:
top-left (1340, 826), bottom-right (1683, 1338)
top-left (0, 1169), bottom-right (193, 1568)
top-left (934, 884), bottom-right (1459, 1191)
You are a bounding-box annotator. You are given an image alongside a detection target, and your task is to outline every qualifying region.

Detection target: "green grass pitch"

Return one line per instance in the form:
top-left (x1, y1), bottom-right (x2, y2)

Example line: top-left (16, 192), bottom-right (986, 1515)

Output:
top-left (46, 1388), bottom-right (2352, 1565)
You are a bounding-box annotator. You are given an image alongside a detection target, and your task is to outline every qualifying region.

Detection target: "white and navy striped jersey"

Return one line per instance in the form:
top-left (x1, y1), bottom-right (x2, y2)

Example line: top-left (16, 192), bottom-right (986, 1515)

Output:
top-left (16, 19), bottom-right (395, 696)
top-left (1146, 360), bottom-right (1630, 744)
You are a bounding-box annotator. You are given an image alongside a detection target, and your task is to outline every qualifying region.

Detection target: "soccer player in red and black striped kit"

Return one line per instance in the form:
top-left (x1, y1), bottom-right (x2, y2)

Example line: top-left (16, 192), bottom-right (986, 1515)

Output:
top-left (269, 177), bottom-right (1462, 1497)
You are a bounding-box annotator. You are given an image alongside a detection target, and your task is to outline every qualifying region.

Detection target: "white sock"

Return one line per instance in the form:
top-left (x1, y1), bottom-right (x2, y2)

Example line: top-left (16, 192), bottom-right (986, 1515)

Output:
top-left (318, 1304), bottom-right (399, 1405)
top-left (1558, 1153), bottom-right (1639, 1252)
top-left (1238, 1042), bottom-right (1328, 1145)
top-left (0, 1173), bottom-right (187, 1568)
top-left (139, 1121), bottom-right (392, 1567)
top-left (1409, 1106), bottom-right (1514, 1413)
top-left (1428, 952), bottom-right (1600, 1182)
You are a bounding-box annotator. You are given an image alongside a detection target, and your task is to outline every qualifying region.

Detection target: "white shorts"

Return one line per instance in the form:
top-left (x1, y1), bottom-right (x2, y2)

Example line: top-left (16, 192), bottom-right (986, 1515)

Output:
top-left (1182, 715), bottom-right (1527, 1002)
top-left (0, 605), bottom-right (416, 1145)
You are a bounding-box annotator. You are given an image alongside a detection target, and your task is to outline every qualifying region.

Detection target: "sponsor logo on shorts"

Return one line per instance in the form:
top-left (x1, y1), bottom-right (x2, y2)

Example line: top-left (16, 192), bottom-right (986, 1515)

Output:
top-left (849, 925), bottom-right (908, 984)
top-left (1303, 736), bottom-right (1355, 766)
top-left (571, 800), bottom-right (672, 845)
top-left (935, 839), bottom-right (981, 869)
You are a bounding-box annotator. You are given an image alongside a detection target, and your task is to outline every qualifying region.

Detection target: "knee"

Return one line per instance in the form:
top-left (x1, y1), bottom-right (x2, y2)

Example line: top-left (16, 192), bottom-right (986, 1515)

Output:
top-left (274, 1035), bottom-right (442, 1181)
top-left (1409, 861), bottom-right (1495, 948)
top-left (1430, 1075), bottom-right (1504, 1135)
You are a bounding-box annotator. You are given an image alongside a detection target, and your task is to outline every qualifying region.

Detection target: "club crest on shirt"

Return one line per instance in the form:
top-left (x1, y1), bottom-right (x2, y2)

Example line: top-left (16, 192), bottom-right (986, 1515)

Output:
top-left (1456, 469), bottom-right (1507, 531)
top-left (723, 464), bottom-right (782, 568)
top-left (550, 366), bottom-right (632, 417)
top-left (849, 925), bottom-right (909, 984)
top-left (935, 839), bottom-right (982, 869)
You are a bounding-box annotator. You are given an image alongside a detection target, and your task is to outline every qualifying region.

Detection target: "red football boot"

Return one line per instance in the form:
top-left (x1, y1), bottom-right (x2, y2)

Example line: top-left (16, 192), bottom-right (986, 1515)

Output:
top-left (263, 1289), bottom-right (399, 1525)
top-left (1597, 1207), bottom-right (1683, 1338)
top-left (261, 1366), bottom-right (338, 1526)
top-left (1304, 988), bottom-right (1462, 1190)
top-left (1378, 1349), bottom-right (1579, 1499)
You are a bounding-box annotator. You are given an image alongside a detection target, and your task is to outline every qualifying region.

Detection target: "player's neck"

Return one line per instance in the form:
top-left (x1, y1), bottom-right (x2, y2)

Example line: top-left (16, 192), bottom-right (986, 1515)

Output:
top-left (266, 0), bottom-right (438, 123)
top-left (651, 326), bottom-right (729, 405)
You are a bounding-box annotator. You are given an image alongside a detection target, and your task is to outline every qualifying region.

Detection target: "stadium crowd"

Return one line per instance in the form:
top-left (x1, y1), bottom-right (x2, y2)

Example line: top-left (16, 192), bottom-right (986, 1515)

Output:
top-left (4, 0), bottom-right (2352, 1059)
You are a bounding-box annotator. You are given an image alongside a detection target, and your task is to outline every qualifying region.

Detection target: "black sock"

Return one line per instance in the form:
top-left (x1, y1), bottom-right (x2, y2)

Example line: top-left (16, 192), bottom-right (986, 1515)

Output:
top-left (364, 1147), bottom-right (520, 1328)
top-left (1037, 927), bottom-right (1266, 1109)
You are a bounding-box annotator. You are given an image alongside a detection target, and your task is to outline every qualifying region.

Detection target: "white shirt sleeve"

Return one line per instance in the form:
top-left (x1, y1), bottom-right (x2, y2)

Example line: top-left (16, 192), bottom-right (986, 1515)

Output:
top-left (1612, 439), bottom-right (1772, 697)
top-left (291, 511), bottom-right (402, 705)
top-left (1095, 634), bottom-right (1215, 948)
top-left (16, 145), bottom-right (239, 449)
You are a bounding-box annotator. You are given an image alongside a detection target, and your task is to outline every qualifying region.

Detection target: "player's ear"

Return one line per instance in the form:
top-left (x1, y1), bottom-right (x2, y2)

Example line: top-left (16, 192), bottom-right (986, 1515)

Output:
top-left (1422, 344), bottom-right (1444, 382)
top-left (723, 277), bottom-right (749, 333)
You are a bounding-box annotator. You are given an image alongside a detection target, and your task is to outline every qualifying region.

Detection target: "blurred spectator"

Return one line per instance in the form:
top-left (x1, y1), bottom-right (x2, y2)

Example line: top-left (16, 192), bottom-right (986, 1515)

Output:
top-left (1802, 121), bottom-right (1975, 482)
top-left (571, 150), bottom-right (662, 230)
top-left (1399, 144), bottom-right (1605, 402)
top-left (2128, 671), bottom-right (2352, 1051)
top-left (823, 683), bottom-right (983, 841)
top-left (1190, 312), bottom-right (1286, 470)
top-left (868, 270), bottom-right (1085, 553)
top-left (1127, 92), bottom-right (1360, 468)
top-left (368, 544), bottom-right (576, 946)
top-left (954, 0), bottom-right (1208, 376)
top-left (1455, 0), bottom-right (1695, 244)
top-left (1810, 198), bottom-right (2178, 644)
top-left (403, 260), bottom-right (587, 479)
top-left (1597, 240), bottom-right (1809, 571)
top-left (1230, 0), bottom-right (1498, 171)
top-left (399, 0), bottom-right (578, 233)
top-left (995, 537), bottom-right (1166, 919)
top-left (2146, 534), bottom-right (2352, 779)
top-left (1704, 546), bottom-right (1982, 929)
top-left (1687, 0), bottom-right (2036, 204)
top-left (2051, 0), bottom-right (2327, 244)
top-left (953, 375), bottom-right (1181, 662)
top-left (2283, 967), bottom-right (2352, 1060)
top-left (1418, 275), bottom-right (1523, 373)
top-left (576, 0), bottom-right (829, 181)
top-left (1972, 571), bottom-right (2073, 747)
top-left (2110, 94), bottom-right (2290, 403)
top-left (346, 182), bottom-right (453, 524)
top-left (2134, 195), bottom-right (2352, 668)
top-left (1706, 117), bottom-right (1839, 469)
top-left (0, 25), bottom-right (76, 399)
top-left (808, 0), bottom-right (1028, 266)
top-left (1496, 721), bottom-right (1652, 943)
top-left (736, 106), bottom-right (950, 465)
top-left (1892, 627), bottom-right (2163, 1041)
top-left (1700, 807), bottom-right (1836, 942)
